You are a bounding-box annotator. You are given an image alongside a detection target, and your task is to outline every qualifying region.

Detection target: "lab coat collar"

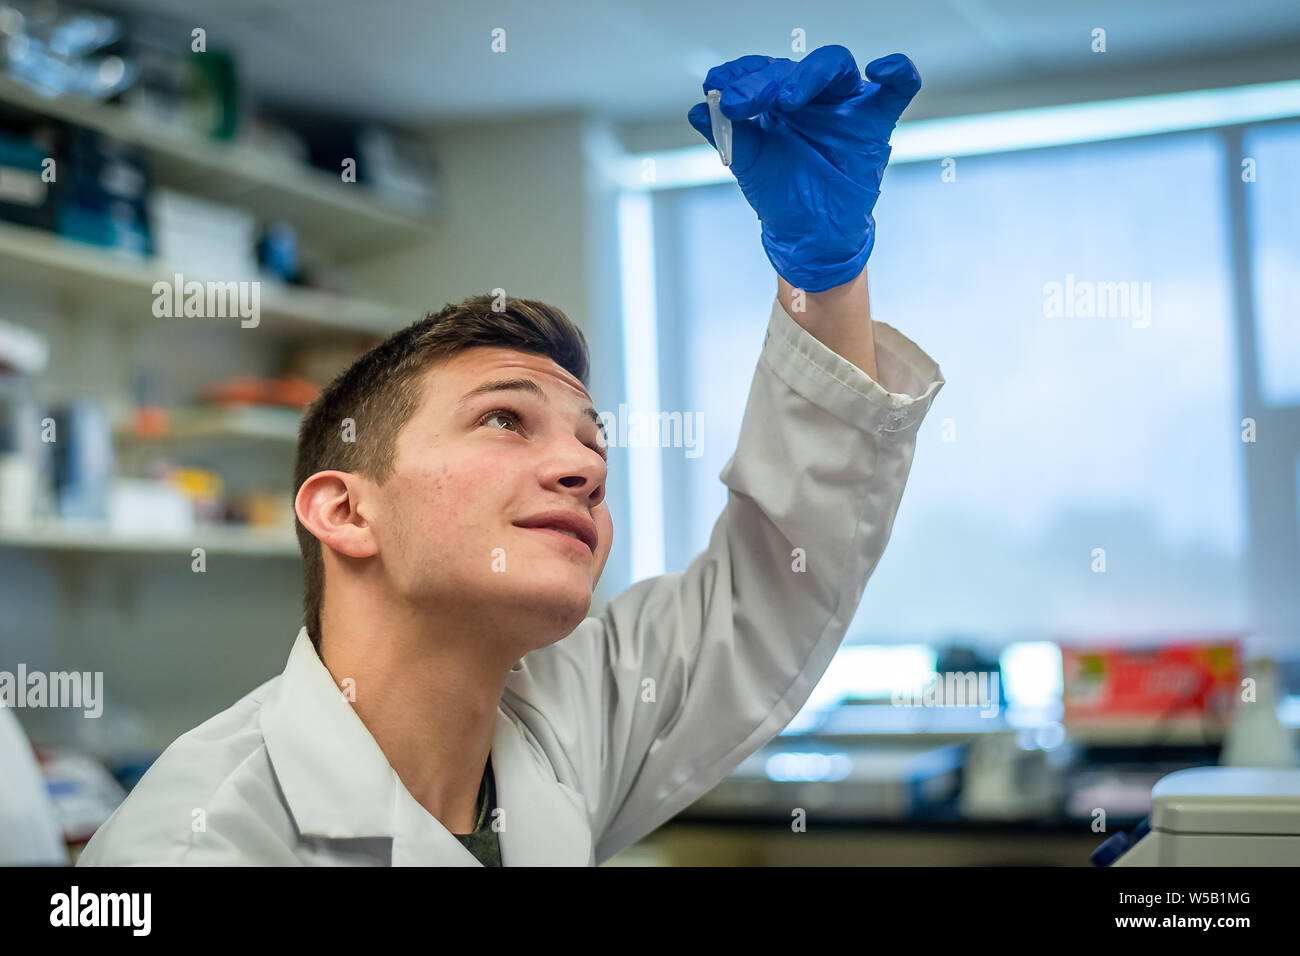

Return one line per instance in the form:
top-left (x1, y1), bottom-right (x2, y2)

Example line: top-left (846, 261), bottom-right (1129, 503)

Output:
top-left (260, 628), bottom-right (593, 865)
top-left (260, 628), bottom-right (397, 840)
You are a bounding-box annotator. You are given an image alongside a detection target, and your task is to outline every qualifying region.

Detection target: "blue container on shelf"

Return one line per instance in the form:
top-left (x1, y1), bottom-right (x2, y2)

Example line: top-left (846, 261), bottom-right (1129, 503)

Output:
top-left (49, 400), bottom-right (116, 522)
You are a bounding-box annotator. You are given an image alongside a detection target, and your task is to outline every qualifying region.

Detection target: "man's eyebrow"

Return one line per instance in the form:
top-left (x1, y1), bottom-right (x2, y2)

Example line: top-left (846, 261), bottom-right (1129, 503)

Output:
top-left (457, 377), bottom-right (605, 435)
top-left (456, 378), bottom-right (546, 407)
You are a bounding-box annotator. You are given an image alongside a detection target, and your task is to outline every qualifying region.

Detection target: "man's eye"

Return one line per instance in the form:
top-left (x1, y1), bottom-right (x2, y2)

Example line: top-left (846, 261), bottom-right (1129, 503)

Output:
top-left (480, 408), bottom-right (524, 432)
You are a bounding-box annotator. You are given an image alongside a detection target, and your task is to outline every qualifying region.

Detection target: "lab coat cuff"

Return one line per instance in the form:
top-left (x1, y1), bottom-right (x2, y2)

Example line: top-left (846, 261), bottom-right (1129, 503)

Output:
top-left (763, 295), bottom-right (945, 436)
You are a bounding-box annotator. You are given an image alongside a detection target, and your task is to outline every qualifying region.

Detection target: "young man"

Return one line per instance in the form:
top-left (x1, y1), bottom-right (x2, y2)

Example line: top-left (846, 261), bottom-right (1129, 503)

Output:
top-left (79, 46), bottom-right (945, 866)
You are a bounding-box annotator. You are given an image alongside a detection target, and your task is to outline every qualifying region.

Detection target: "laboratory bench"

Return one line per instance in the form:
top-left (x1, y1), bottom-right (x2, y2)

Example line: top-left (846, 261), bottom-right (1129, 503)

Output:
top-left (602, 726), bottom-right (1240, 865)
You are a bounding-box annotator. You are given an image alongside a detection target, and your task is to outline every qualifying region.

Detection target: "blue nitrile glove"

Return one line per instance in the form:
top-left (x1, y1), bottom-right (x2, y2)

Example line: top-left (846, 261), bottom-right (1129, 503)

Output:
top-left (687, 46), bottom-right (920, 293)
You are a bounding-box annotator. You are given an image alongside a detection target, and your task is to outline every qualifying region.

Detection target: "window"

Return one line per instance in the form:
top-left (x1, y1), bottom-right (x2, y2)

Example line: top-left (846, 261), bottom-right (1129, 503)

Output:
top-left (653, 131), bottom-right (1255, 643)
top-left (1245, 120), bottom-right (1300, 408)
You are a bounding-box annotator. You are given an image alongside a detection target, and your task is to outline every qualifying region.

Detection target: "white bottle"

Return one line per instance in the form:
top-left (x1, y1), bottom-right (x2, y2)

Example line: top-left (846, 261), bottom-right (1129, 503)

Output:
top-left (1221, 658), bottom-right (1297, 768)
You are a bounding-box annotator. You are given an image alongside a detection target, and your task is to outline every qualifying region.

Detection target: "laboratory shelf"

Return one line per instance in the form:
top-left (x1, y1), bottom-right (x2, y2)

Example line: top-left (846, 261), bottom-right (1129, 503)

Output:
top-left (0, 74), bottom-right (436, 258)
top-left (114, 404), bottom-right (303, 446)
top-left (0, 520), bottom-right (300, 557)
top-left (0, 220), bottom-right (416, 335)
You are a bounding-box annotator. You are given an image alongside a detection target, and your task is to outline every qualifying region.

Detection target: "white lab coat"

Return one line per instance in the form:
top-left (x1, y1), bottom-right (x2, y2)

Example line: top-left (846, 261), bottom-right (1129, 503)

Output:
top-left (0, 706), bottom-right (68, 864)
top-left (78, 295), bottom-right (945, 866)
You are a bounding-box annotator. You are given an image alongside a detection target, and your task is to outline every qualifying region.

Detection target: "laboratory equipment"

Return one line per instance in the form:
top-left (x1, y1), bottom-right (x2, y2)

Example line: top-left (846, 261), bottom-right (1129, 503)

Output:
top-left (1092, 767), bottom-right (1300, 865)
top-left (960, 731), bottom-right (1062, 819)
top-left (687, 741), bottom-right (964, 820)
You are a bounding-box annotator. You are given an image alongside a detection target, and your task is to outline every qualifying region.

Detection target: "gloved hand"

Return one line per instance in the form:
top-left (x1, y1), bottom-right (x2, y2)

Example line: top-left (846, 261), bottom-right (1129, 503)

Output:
top-left (687, 46), bottom-right (920, 293)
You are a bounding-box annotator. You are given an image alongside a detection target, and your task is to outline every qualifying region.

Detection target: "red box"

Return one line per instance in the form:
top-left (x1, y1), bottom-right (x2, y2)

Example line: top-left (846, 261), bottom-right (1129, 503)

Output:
top-left (1062, 639), bottom-right (1241, 722)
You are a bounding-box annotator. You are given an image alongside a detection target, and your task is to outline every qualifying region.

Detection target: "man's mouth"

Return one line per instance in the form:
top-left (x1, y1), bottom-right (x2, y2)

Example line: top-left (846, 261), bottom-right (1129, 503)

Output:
top-left (513, 510), bottom-right (598, 553)
top-left (520, 525), bottom-right (594, 555)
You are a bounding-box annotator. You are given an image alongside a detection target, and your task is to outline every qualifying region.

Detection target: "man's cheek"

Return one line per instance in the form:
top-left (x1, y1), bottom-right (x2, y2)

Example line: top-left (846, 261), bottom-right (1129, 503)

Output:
top-left (405, 465), bottom-right (464, 524)
top-left (597, 513), bottom-right (614, 558)
top-left (593, 527), bottom-right (613, 580)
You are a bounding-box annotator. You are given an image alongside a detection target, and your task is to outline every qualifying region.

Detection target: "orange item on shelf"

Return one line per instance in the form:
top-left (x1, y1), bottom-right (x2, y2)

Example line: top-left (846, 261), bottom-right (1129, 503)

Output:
top-left (270, 375), bottom-right (321, 407)
top-left (205, 375), bottom-right (320, 409)
top-left (131, 405), bottom-right (170, 438)
top-left (247, 491), bottom-right (294, 528)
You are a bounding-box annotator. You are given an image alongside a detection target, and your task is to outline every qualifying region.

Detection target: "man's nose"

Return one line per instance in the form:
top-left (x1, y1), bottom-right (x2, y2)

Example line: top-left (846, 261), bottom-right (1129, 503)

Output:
top-left (547, 439), bottom-right (606, 504)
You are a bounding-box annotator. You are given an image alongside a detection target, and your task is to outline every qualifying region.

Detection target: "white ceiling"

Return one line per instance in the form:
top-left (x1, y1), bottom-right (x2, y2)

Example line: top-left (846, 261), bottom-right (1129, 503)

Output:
top-left (87, 0), bottom-right (1300, 123)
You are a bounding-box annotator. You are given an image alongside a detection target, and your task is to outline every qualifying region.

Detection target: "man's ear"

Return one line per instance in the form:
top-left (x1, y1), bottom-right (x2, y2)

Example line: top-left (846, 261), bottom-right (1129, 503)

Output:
top-left (295, 470), bottom-right (379, 559)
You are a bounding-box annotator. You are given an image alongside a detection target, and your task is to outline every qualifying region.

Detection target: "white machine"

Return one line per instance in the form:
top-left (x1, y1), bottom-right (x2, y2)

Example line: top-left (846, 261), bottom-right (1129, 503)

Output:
top-left (1094, 767), bottom-right (1300, 866)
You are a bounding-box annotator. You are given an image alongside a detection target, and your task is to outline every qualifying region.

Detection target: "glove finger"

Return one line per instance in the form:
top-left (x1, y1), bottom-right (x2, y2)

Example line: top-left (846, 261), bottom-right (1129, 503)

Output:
top-left (702, 54), bottom-right (775, 97)
top-left (863, 53), bottom-right (922, 121)
top-left (686, 102), bottom-right (714, 147)
top-left (777, 44), bottom-right (862, 110)
top-left (719, 58), bottom-right (798, 120)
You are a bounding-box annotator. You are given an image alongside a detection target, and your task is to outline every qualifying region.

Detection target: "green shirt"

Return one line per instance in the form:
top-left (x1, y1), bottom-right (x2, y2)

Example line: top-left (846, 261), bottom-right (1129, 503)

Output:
top-left (451, 758), bottom-right (502, 867)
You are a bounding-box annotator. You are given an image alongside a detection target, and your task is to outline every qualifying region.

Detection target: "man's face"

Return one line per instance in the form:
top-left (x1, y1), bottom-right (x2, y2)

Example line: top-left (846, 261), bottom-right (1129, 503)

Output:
top-left (373, 346), bottom-right (613, 649)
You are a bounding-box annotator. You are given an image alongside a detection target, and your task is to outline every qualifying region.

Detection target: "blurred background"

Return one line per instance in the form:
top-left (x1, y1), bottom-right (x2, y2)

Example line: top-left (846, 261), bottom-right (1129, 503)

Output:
top-left (0, 0), bottom-right (1297, 866)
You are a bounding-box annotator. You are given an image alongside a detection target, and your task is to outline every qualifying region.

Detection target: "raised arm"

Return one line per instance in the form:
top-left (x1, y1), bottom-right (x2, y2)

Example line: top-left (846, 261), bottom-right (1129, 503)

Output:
top-left (778, 267), bottom-right (877, 380)
top-left (501, 46), bottom-right (943, 864)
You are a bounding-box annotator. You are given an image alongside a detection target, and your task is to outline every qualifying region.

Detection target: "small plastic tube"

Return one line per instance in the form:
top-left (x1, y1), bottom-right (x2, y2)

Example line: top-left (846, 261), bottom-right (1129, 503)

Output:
top-left (705, 89), bottom-right (732, 167)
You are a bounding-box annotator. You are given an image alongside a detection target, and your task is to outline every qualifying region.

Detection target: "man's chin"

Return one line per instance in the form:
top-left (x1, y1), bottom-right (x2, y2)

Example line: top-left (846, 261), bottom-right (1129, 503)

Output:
top-left (494, 580), bottom-right (592, 638)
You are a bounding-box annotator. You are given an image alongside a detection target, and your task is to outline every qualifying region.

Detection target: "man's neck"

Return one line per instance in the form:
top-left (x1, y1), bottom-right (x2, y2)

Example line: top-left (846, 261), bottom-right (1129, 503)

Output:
top-left (316, 597), bottom-right (516, 836)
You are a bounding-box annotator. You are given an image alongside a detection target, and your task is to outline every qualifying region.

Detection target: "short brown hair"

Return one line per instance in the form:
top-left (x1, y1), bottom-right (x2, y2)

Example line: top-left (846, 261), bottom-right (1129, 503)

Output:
top-left (293, 293), bottom-right (591, 650)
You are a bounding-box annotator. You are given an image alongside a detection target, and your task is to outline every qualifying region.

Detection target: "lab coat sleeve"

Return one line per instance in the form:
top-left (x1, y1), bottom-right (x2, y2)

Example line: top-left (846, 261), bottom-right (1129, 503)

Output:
top-left (502, 294), bottom-right (945, 864)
